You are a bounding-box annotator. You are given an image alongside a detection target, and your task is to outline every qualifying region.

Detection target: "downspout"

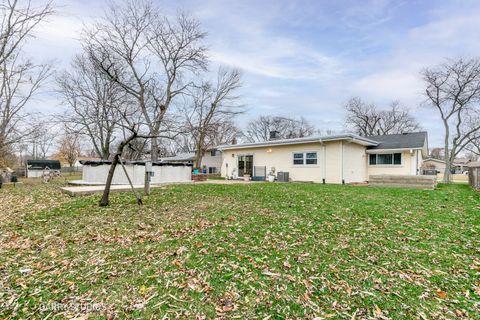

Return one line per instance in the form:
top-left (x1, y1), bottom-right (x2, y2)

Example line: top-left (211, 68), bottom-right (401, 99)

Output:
top-left (415, 150), bottom-right (420, 176)
top-left (341, 140), bottom-right (345, 184)
top-left (319, 139), bottom-right (326, 184)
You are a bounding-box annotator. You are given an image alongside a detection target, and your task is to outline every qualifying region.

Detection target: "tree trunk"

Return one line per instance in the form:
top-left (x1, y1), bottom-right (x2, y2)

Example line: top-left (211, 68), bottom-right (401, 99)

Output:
top-left (443, 122), bottom-right (451, 183)
top-left (99, 153), bottom-right (120, 206)
top-left (99, 133), bottom-right (137, 206)
top-left (150, 136), bottom-right (158, 161)
top-left (194, 133), bottom-right (205, 169)
top-left (195, 148), bottom-right (203, 169)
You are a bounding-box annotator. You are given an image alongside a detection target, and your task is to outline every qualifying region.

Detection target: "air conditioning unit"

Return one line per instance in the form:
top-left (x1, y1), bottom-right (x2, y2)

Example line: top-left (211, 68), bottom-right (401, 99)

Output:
top-left (277, 171), bottom-right (289, 182)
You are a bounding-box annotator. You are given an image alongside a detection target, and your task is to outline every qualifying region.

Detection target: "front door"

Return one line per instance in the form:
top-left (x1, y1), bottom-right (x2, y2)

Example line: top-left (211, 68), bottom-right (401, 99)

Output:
top-left (238, 155), bottom-right (253, 176)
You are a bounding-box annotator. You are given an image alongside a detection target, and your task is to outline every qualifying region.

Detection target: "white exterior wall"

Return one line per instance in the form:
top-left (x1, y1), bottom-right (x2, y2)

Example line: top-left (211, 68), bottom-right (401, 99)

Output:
top-left (26, 170), bottom-right (45, 178)
top-left (343, 142), bottom-right (369, 183)
top-left (367, 150), bottom-right (421, 176)
top-left (82, 164), bottom-right (191, 185)
top-left (201, 152), bottom-right (223, 172)
top-left (221, 141), bottom-right (369, 184)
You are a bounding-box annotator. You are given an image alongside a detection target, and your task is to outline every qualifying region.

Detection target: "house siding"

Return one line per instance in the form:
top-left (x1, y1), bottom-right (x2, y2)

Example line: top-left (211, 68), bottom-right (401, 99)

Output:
top-left (367, 150), bottom-right (420, 176)
top-left (201, 152), bottom-right (223, 172)
top-left (422, 159), bottom-right (446, 172)
top-left (344, 142), bottom-right (368, 183)
top-left (221, 141), bottom-right (369, 184)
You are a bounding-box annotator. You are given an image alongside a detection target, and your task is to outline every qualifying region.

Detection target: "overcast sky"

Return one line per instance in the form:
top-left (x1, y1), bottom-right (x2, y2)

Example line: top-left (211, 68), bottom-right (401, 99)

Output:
top-left (24, 0), bottom-right (480, 147)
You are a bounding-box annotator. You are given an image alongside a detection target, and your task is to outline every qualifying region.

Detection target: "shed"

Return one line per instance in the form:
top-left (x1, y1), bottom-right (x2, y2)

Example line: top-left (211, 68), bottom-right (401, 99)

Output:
top-left (468, 161), bottom-right (480, 190)
top-left (26, 160), bottom-right (61, 178)
top-left (78, 160), bottom-right (192, 185)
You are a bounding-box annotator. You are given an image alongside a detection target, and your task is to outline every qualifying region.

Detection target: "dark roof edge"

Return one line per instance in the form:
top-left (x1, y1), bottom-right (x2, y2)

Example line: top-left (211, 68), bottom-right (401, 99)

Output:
top-left (79, 160), bottom-right (192, 167)
top-left (217, 134), bottom-right (378, 150)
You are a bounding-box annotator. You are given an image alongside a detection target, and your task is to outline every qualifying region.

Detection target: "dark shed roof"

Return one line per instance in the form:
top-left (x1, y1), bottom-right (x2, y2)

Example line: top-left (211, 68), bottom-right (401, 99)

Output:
top-left (366, 132), bottom-right (428, 150)
top-left (79, 160), bottom-right (192, 167)
top-left (26, 160), bottom-right (61, 170)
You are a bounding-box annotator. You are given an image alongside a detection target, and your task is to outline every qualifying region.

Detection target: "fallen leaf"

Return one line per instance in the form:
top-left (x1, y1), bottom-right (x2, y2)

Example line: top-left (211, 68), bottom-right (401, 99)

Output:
top-left (436, 290), bottom-right (447, 299)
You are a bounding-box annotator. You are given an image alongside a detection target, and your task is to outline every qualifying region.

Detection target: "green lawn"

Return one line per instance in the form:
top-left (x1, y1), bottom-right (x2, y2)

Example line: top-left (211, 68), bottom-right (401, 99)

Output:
top-left (0, 179), bottom-right (479, 319)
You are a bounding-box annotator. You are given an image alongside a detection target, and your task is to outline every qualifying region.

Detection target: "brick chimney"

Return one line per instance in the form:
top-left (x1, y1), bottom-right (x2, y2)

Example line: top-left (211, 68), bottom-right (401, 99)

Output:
top-left (269, 130), bottom-right (280, 140)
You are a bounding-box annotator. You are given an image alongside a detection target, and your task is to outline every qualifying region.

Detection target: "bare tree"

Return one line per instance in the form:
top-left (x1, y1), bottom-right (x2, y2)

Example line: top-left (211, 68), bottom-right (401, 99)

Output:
top-left (466, 136), bottom-right (480, 159)
top-left (83, 0), bottom-right (207, 161)
top-left (32, 122), bottom-right (54, 159)
top-left (0, 53), bottom-right (51, 157)
top-left (57, 132), bottom-right (81, 167)
top-left (99, 107), bottom-right (151, 206)
top-left (0, 0), bottom-right (53, 160)
top-left (429, 147), bottom-right (444, 160)
top-left (184, 68), bottom-right (243, 167)
top-left (243, 115), bottom-right (316, 142)
top-left (209, 120), bottom-right (240, 147)
top-left (57, 53), bottom-right (123, 160)
top-left (422, 58), bottom-right (480, 182)
top-left (121, 136), bottom-right (148, 160)
top-left (344, 97), bottom-right (421, 136)
top-left (0, 0), bottom-right (54, 65)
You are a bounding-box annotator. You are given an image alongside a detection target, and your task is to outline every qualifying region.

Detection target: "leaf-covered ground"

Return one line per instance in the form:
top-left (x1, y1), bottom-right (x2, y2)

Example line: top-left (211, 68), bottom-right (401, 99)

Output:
top-left (0, 178), bottom-right (479, 319)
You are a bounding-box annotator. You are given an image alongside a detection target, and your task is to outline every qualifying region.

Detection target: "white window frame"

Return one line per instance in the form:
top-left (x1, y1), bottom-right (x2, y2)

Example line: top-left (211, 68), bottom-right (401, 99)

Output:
top-left (369, 152), bottom-right (402, 166)
top-left (292, 151), bottom-right (318, 166)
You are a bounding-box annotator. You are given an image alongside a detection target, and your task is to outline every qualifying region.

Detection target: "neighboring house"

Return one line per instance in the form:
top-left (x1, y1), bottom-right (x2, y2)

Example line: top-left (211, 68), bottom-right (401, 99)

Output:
top-left (159, 149), bottom-right (223, 174)
top-left (422, 158), bottom-right (447, 173)
top-left (25, 160), bottom-right (61, 178)
top-left (217, 132), bottom-right (428, 184)
top-left (422, 157), bottom-right (472, 174)
top-left (453, 158), bottom-right (472, 172)
top-left (159, 152), bottom-right (195, 164)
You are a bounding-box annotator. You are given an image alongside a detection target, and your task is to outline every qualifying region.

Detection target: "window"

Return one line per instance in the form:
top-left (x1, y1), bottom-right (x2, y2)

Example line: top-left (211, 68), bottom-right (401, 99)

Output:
top-left (210, 150), bottom-right (218, 156)
top-left (369, 153), bottom-right (402, 165)
top-left (208, 167), bottom-right (217, 174)
top-left (306, 152), bottom-right (318, 165)
top-left (293, 152), bottom-right (317, 165)
top-left (377, 154), bottom-right (392, 165)
top-left (293, 153), bottom-right (304, 165)
top-left (394, 153), bottom-right (401, 165)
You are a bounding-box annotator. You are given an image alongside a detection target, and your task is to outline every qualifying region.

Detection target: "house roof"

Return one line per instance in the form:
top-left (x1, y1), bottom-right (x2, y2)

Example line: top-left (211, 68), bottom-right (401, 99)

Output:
top-left (217, 134), bottom-right (379, 150)
top-left (454, 158), bottom-right (472, 165)
top-left (468, 161), bottom-right (480, 167)
top-left (366, 132), bottom-right (428, 150)
top-left (423, 158), bottom-right (446, 163)
top-left (159, 152), bottom-right (195, 162)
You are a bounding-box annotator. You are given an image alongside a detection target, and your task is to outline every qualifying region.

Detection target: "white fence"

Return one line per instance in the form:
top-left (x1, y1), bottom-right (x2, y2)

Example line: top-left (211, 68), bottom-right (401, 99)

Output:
top-left (81, 161), bottom-right (192, 185)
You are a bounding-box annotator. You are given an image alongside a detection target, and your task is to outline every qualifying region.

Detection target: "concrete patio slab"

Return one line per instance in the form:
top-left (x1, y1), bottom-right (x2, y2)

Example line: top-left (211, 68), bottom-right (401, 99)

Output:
top-left (193, 179), bottom-right (265, 184)
top-left (61, 182), bottom-right (192, 197)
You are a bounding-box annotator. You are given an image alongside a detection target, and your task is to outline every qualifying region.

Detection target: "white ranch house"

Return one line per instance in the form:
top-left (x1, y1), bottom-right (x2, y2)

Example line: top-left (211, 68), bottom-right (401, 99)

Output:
top-left (218, 132), bottom-right (428, 184)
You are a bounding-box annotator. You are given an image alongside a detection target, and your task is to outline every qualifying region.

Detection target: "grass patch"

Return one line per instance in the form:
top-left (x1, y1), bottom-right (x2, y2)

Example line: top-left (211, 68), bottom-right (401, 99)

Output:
top-left (0, 180), bottom-right (479, 319)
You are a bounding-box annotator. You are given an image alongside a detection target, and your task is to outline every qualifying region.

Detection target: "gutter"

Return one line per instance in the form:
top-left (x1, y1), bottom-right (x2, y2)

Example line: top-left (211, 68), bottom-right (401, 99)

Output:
top-left (365, 147), bottom-right (424, 153)
top-left (218, 134), bottom-right (379, 151)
